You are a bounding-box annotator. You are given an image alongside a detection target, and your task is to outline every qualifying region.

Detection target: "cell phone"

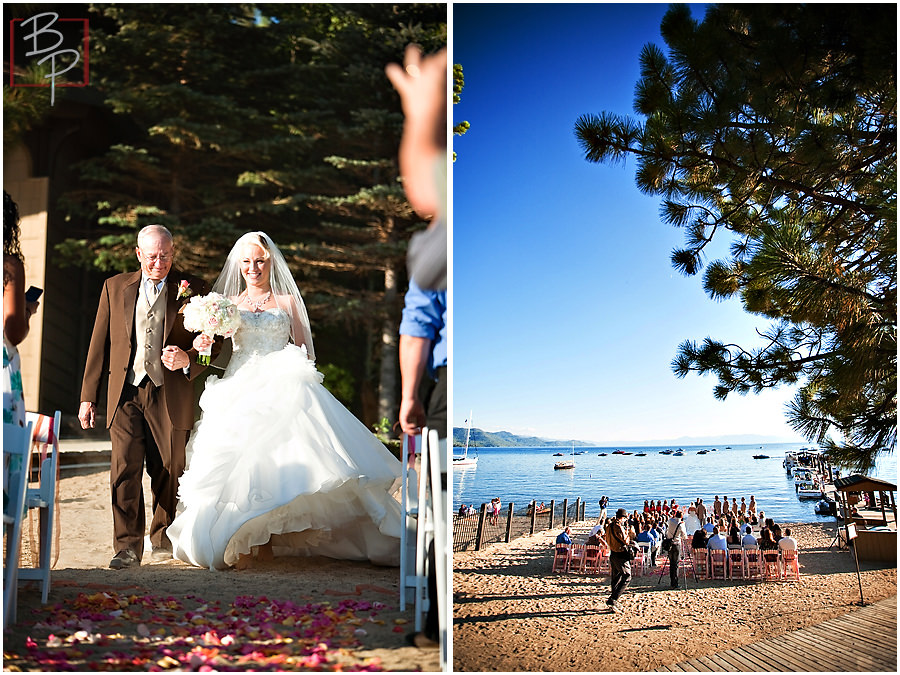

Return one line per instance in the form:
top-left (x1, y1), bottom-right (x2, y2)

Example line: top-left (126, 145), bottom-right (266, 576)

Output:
top-left (25, 286), bottom-right (43, 303)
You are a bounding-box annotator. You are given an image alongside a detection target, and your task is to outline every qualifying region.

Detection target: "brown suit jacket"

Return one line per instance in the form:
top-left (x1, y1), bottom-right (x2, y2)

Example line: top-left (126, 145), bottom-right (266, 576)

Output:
top-left (80, 269), bottom-right (213, 431)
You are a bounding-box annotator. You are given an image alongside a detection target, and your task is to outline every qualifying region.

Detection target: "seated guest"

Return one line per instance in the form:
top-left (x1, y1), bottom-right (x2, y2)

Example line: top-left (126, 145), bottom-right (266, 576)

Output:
top-left (586, 520), bottom-right (605, 547)
top-left (728, 519), bottom-right (741, 546)
top-left (691, 528), bottom-right (709, 549)
top-left (635, 523), bottom-right (658, 567)
top-left (771, 522), bottom-right (783, 542)
top-left (741, 524), bottom-right (757, 547)
top-left (458, 504), bottom-right (467, 518)
top-left (758, 527), bottom-right (778, 550)
top-left (556, 527), bottom-right (572, 546)
top-left (707, 526), bottom-right (728, 551)
top-left (703, 517), bottom-right (715, 533)
top-left (777, 528), bottom-right (798, 551)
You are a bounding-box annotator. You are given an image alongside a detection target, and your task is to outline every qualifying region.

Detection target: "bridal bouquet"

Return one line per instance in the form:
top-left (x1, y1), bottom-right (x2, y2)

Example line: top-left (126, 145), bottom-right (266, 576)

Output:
top-left (182, 293), bottom-right (241, 365)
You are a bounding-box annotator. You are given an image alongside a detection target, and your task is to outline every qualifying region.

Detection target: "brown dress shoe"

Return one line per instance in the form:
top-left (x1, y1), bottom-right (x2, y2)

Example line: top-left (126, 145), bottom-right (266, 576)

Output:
top-left (109, 549), bottom-right (139, 569)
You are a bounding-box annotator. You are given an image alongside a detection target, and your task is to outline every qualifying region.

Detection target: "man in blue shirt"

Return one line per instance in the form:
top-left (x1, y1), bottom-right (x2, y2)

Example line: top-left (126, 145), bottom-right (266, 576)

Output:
top-left (707, 526), bottom-right (728, 551)
top-left (556, 527), bottom-right (572, 545)
top-left (635, 523), bottom-right (659, 567)
top-left (398, 278), bottom-right (447, 440)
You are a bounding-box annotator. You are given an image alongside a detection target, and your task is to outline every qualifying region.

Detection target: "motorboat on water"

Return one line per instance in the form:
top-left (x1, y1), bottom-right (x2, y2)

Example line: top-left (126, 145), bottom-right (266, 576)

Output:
top-left (554, 443), bottom-right (575, 469)
top-left (753, 454), bottom-right (770, 459)
top-left (672, 450), bottom-right (684, 456)
top-left (796, 481), bottom-right (823, 500)
top-left (635, 452), bottom-right (647, 457)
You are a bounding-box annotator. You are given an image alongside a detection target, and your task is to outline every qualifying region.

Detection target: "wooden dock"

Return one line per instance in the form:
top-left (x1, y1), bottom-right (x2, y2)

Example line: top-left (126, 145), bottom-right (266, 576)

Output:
top-left (656, 596), bottom-right (897, 672)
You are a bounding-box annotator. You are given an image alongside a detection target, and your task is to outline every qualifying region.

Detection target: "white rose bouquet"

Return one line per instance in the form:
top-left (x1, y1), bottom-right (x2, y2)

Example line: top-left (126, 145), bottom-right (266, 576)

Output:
top-left (182, 293), bottom-right (241, 365)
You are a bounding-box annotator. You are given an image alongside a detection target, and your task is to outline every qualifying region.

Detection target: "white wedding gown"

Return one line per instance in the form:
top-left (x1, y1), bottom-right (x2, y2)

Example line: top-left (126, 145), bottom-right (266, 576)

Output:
top-left (167, 308), bottom-right (403, 570)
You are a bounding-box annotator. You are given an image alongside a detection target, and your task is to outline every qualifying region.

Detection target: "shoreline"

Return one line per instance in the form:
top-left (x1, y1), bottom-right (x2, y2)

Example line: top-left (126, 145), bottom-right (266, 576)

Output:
top-left (453, 519), bottom-right (897, 672)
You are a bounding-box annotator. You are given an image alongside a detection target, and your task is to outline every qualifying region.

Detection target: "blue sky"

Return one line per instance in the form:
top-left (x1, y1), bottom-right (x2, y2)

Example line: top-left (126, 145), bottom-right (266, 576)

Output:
top-left (450, 2), bottom-right (807, 445)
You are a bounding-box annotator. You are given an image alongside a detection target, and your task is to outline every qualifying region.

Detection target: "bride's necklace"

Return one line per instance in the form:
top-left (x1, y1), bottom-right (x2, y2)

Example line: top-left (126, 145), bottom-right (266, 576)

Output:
top-left (242, 291), bottom-right (271, 312)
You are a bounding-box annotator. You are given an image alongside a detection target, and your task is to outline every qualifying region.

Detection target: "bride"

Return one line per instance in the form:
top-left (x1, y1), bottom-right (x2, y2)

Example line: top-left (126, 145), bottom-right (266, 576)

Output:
top-left (167, 231), bottom-right (403, 570)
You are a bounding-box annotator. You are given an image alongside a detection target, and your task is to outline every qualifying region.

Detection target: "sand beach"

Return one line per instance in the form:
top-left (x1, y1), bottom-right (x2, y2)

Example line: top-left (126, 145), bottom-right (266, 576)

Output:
top-left (4, 466), bottom-right (440, 672)
top-left (453, 520), bottom-right (897, 672)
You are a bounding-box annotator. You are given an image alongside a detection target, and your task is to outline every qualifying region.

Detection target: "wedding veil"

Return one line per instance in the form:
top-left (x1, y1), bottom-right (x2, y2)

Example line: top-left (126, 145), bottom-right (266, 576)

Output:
top-left (212, 231), bottom-right (315, 360)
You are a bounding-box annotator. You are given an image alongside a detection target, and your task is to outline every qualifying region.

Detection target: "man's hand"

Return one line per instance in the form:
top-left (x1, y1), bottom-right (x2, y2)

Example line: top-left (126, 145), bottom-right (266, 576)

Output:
top-left (78, 401), bottom-right (96, 429)
top-left (161, 345), bottom-right (190, 371)
top-left (399, 396), bottom-right (427, 436)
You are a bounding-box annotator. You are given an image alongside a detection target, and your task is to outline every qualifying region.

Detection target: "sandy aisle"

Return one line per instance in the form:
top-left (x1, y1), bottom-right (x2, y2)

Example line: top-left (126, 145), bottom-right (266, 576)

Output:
top-left (453, 520), bottom-right (896, 672)
top-left (5, 466), bottom-right (440, 672)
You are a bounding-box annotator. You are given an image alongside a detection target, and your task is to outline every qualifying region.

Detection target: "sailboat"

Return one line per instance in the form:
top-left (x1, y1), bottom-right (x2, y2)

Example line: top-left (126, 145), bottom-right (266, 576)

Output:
top-left (554, 443), bottom-right (575, 470)
top-left (453, 414), bottom-right (478, 467)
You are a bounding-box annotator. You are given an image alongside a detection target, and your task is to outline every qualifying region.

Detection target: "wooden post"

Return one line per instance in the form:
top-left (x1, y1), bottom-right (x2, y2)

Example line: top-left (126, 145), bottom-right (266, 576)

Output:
top-left (575, 497), bottom-right (581, 523)
top-left (530, 500), bottom-right (537, 535)
top-left (474, 503), bottom-right (489, 551)
top-left (505, 502), bottom-right (515, 543)
top-left (548, 499), bottom-right (556, 531)
top-left (562, 498), bottom-right (569, 526)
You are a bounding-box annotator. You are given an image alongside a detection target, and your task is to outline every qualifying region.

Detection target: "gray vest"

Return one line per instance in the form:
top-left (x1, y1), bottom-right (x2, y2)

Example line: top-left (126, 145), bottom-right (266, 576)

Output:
top-left (128, 280), bottom-right (166, 386)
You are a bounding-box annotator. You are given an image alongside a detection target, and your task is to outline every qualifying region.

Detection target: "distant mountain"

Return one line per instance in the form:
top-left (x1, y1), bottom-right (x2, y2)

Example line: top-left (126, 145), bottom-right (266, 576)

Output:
top-left (452, 428), bottom-right (805, 448)
top-left (452, 427), bottom-right (592, 448)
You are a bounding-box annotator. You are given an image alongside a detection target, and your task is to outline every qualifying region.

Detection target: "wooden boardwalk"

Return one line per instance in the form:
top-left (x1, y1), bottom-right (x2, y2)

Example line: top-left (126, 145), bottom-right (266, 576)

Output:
top-left (656, 596), bottom-right (897, 672)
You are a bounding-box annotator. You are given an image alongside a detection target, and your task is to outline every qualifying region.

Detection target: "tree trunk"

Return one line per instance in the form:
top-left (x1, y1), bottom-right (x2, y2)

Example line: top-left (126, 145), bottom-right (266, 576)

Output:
top-left (377, 264), bottom-right (399, 426)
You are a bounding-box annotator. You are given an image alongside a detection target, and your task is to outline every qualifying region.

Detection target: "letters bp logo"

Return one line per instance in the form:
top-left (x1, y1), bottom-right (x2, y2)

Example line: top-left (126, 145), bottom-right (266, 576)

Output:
top-left (9, 12), bottom-right (89, 105)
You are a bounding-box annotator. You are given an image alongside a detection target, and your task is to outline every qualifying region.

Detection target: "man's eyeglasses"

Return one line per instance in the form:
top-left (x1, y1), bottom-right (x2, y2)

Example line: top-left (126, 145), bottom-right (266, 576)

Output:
top-left (141, 253), bottom-right (173, 263)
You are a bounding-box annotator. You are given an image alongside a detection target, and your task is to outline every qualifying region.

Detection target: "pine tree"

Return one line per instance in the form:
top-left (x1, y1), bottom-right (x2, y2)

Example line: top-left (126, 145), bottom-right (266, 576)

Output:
top-left (575, 4), bottom-right (896, 471)
top-left (50, 3), bottom-right (446, 426)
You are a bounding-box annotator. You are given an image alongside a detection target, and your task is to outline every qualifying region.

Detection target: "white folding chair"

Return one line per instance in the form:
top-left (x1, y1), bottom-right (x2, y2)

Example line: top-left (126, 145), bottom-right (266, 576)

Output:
top-left (399, 433), bottom-right (424, 613)
top-left (424, 427), bottom-right (448, 671)
top-left (20, 410), bottom-right (61, 603)
top-left (4, 420), bottom-right (34, 627)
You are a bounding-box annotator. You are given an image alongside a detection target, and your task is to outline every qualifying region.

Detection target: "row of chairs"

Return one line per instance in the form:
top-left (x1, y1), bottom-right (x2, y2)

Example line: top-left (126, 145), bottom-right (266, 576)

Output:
top-left (3, 411), bottom-right (61, 627)
top-left (553, 536), bottom-right (800, 583)
top-left (668, 540), bottom-right (800, 582)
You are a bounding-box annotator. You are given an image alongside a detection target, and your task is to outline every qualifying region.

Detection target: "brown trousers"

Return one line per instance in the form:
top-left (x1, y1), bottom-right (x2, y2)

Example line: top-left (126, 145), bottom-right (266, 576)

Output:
top-left (109, 380), bottom-right (187, 559)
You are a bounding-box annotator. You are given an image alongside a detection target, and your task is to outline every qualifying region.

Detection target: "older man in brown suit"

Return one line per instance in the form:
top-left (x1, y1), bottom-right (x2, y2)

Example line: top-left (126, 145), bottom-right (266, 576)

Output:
top-left (79, 225), bottom-right (214, 569)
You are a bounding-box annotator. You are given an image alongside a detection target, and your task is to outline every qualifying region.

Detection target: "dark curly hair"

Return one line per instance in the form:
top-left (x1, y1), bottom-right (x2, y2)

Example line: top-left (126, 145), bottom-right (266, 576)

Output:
top-left (4, 191), bottom-right (23, 261)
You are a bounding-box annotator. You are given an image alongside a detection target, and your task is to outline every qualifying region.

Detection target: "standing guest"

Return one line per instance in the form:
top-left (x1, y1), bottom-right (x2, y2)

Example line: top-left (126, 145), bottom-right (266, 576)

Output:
top-left (707, 526), bottom-right (728, 551)
top-left (599, 495), bottom-right (609, 522)
top-left (741, 524), bottom-right (758, 547)
top-left (605, 508), bottom-right (634, 612)
top-left (665, 510), bottom-right (688, 588)
top-left (662, 499), bottom-right (670, 516)
top-left (739, 497), bottom-right (747, 516)
top-left (731, 497), bottom-right (739, 515)
top-left (556, 526), bottom-right (572, 546)
top-left (748, 495), bottom-right (757, 516)
top-left (643, 499), bottom-right (651, 513)
top-left (687, 501), bottom-right (697, 517)
top-left (713, 496), bottom-right (722, 518)
top-left (3, 192), bottom-right (40, 428)
top-left (777, 528), bottom-right (798, 551)
top-left (79, 225), bottom-right (214, 569)
top-left (696, 498), bottom-right (707, 526)
top-left (722, 495), bottom-right (731, 517)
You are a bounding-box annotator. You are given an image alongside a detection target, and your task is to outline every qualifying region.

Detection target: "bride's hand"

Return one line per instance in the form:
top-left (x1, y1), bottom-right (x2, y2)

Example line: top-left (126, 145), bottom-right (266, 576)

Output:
top-left (193, 334), bottom-right (213, 352)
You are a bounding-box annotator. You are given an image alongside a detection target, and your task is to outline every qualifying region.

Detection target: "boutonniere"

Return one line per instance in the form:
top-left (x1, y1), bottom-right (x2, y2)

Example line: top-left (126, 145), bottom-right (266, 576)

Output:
top-left (177, 280), bottom-right (192, 300)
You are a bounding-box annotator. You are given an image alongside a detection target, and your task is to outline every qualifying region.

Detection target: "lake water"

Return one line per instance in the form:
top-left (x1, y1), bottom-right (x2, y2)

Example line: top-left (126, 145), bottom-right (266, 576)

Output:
top-left (453, 443), bottom-right (897, 524)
